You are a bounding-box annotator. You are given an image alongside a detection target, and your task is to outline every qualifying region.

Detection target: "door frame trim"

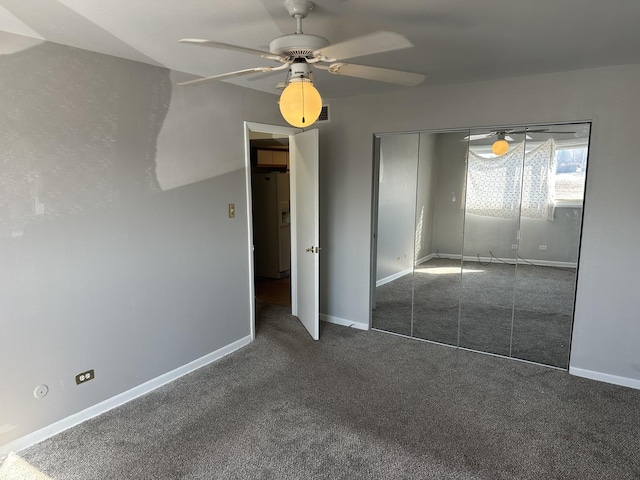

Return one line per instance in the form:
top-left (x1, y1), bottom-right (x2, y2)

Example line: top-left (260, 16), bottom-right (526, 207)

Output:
top-left (244, 122), bottom-right (299, 341)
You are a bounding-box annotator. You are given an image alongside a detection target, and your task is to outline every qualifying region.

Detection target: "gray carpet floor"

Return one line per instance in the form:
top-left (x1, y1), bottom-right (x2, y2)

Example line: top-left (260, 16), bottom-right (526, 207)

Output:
top-left (373, 258), bottom-right (576, 368)
top-left (22, 303), bottom-right (640, 479)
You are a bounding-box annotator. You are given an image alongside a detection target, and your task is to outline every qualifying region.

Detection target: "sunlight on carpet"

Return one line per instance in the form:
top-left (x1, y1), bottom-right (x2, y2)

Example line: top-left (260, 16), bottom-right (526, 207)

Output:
top-left (0, 453), bottom-right (52, 480)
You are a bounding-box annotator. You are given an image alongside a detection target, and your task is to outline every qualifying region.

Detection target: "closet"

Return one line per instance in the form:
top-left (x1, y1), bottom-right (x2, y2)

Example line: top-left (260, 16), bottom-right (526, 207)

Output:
top-left (371, 123), bottom-right (590, 368)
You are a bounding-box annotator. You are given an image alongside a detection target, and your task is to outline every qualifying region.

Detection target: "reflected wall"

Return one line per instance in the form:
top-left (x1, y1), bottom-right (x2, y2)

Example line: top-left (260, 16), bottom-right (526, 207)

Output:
top-left (372, 134), bottom-right (419, 336)
top-left (412, 132), bottom-right (466, 345)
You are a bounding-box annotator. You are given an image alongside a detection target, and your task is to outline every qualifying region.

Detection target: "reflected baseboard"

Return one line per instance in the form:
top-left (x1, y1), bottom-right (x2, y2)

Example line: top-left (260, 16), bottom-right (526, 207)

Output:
top-left (376, 254), bottom-right (438, 287)
top-left (422, 252), bottom-right (576, 269)
top-left (415, 253), bottom-right (436, 265)
top-left (376, 267), bottom-right (413, 287)
top-left (375, 251), bottom-right (576, 289)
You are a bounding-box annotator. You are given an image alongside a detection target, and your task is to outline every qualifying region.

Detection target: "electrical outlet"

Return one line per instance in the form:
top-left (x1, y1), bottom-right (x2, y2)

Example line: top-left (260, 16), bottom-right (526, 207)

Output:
top-left (228, 203), bottom-right (235, 218)
top-left (539, 245), bottom-right (547, 251)
top-left (511, 244), bottom-right (518, 250)
top-left (75, 369), bottom-right (95, 385)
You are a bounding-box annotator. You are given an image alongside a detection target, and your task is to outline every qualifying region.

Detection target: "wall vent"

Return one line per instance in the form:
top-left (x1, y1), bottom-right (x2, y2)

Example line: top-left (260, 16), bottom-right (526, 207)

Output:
top-left (317, 105), bottom-right (330, 123)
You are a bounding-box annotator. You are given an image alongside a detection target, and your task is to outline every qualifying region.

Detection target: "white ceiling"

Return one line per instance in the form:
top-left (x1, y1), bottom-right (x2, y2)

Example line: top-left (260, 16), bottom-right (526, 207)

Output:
top-left (2, 0), bottom-right (640, 98)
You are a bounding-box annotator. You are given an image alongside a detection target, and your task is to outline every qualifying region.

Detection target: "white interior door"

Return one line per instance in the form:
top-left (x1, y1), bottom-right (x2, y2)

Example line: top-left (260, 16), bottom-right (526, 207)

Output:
top-left (290, 129), bottom-right (320, 340)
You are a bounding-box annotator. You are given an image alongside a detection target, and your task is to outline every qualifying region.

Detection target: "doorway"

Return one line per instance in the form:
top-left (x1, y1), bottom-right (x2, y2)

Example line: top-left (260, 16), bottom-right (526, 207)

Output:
top-left (250, 133), bottom-right (292, 308)
top-left (243, 122), bottom-right (320, 341)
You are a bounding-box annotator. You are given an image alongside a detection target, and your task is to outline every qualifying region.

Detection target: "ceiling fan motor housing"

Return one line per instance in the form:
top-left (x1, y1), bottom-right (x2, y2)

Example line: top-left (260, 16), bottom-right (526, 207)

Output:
top-left (270, 33), bottom-right (330, 59)
top-left (288, 60), bottom-right (313, 80)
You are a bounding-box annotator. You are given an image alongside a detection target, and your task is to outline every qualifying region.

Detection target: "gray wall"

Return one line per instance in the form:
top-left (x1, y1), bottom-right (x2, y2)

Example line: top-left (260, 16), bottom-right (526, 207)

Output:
top-left (518, 209), bottom-right (583, 263)
top-left (375, 132), bottom-right (437, 280)
top-left (433, 209), bottom-right (583, 263)
top-left (320, 63), bottom-right (640, 385)
top-left (0, 34), bottom-right (281, 446)
top-left (375, 134), bottom-right (419, 281)
top-left (431, 132), bottom-right (468, 257)
top-left (414, 134), bottom-right (437, 262)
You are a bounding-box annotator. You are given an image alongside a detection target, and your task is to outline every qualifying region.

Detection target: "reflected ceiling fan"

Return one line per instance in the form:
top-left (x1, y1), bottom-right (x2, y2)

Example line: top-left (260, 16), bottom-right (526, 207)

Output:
top-left (178, 0), bottom-right (425, 127)
top-left (464, 128), bottom-right (576, 142)
top-left (464, 128), bottom-right (577, 156)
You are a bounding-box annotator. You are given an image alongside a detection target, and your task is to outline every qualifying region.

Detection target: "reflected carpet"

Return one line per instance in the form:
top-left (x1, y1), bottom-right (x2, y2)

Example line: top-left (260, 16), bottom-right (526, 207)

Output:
top-left (373, 258), bottom-right (576, 368)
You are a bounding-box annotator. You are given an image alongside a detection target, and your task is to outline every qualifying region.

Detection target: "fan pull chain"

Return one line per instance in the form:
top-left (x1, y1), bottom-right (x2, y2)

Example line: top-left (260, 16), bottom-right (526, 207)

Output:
top-left (301, 75), bottom-right (306, 124)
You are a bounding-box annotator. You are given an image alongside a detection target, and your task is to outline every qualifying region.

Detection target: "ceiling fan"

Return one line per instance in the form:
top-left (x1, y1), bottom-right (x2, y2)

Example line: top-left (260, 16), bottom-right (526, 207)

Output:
top-left (177, 0), bottom-right (425, 127)
top-left (464, 128), bottom-right (577, 142)
top-left (463, 128), bottom-right (578, 155)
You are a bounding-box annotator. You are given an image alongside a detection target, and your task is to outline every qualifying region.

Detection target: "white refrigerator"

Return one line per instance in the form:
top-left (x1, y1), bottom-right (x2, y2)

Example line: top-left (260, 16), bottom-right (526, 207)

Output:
top-left (252, 172), bottom-right (291, 278)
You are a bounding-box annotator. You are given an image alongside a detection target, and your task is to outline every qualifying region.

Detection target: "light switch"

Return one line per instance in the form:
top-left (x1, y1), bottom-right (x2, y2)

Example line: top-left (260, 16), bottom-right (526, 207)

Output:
top-left (228, 203), bottom-right (235, 218)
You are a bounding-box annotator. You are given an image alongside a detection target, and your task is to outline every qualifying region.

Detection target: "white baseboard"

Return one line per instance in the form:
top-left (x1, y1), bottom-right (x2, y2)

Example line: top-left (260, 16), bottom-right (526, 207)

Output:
top-left (432, 253), bottom-right (462, 260)
top-left (320, 313), bottom-right (369, 331)
top-left (415, 253), bottom-right (435, 265)
top-left (465, 254), bottom-right (577, 268)
top-left (518, 258), bottom-right (576, 268)
top-left (376, 251), bottom-right (567, 287)
top-left (569, 367), bottom-right (640, 390)
top-left (1, 335), bottom-right (252, 456)
top-left (376, 267), bottom-right (413, 287)
top-left (428, 253), bottom-right (576, 269)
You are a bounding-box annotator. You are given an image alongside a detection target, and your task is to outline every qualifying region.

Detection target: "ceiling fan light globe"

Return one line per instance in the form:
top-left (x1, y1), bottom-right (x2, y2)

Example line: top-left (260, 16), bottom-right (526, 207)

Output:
top-left (492, 139), bottom-right (509, 156)
top-left (279, 80), bottom-right (322, 128)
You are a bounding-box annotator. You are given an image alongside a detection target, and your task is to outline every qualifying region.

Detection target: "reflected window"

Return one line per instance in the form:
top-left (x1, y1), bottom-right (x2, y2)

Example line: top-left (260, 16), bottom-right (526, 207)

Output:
top-left (554, 146), bottom-right (587, 205)
top-left (466, 139), bottom-right (556, 220)
top-left (467, 138), bottom-right (588, 216)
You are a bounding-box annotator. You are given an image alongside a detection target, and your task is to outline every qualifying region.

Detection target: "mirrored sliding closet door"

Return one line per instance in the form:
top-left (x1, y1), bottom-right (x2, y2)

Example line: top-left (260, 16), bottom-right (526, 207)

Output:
top-left (411, 131), bottom-right (466, 345)
top-left (509, 123), bottom-right (590, 367)
top-left (459, 128), bottom-right (526, 356)
top-left (371, 122), bottom-right (590, 369)
top-left (371, 134), bottom-right (420, 336)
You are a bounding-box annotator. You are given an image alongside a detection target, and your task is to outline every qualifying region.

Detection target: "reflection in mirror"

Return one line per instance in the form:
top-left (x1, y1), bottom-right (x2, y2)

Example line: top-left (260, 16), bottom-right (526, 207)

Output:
top-left (458, 129), bottom-right (526, 356)
top-left (510, 123), bottom-right (590, 368)
top-left (411, 131), bottom-right (466, 345)
top-left (370, 122), bottom-right (589, 370)
top-left (371, 134), bottom-right (419, 336)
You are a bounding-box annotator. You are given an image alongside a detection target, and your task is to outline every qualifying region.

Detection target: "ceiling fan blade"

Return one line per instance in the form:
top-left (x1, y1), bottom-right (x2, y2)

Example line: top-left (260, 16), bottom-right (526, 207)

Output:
top-left (179, 38), bottom-right (286, 62)
top-left (321, 62), bottom-right (425, 86)
top-left (177, 67), bottom-right (279, 86)
top-left (507, 129), bottom-right (576, 135)
top-left (246, 69), bottom-right (284, 82)
top-left (533, 130), bottom-right (577, 134)
top-left (464, 133), bottom-right (493, 141)
top-left (465, 134), bottom-right (519, 142)
top-left (313, 31), bottom-right (414, 62)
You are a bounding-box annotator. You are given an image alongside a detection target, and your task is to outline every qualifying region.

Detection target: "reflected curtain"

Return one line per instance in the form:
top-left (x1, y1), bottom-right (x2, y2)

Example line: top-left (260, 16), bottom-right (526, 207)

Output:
top-left (466, 139), bottom-right (556, 220)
